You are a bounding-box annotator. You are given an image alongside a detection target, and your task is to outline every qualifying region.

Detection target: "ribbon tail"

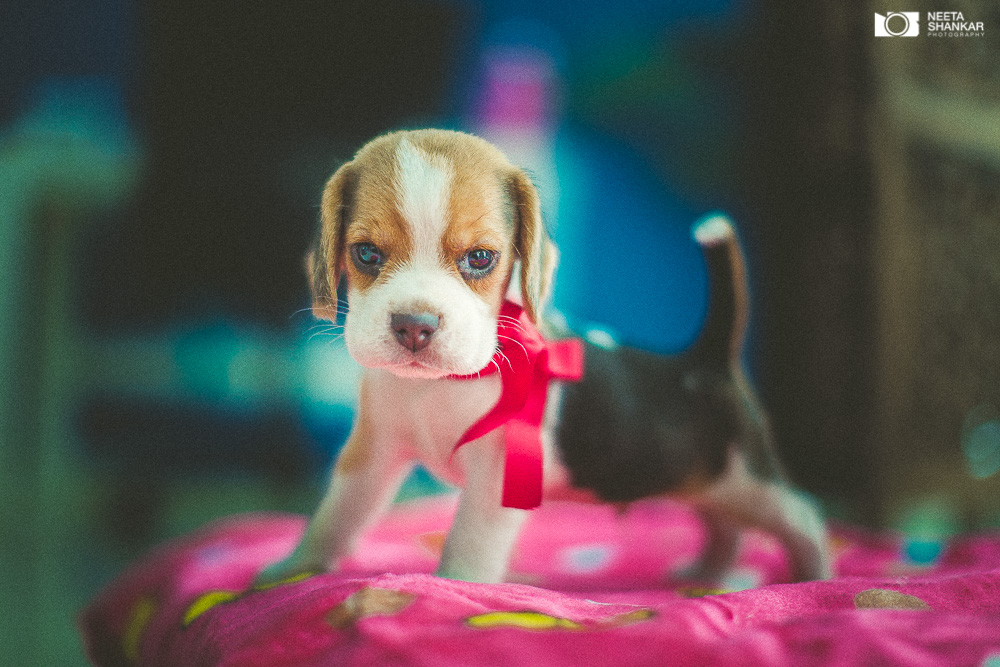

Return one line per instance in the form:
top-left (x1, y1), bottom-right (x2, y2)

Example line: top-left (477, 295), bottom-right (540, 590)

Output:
top-left (499, 363), bottom-right (549, 510)
top-left (501, 419), bottom-right (544, 510)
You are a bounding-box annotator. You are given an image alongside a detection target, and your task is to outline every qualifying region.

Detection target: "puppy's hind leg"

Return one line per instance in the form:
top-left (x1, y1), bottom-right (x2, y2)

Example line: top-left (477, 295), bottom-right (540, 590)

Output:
top-left (702, 450), bottom-right (832, 582)
top-left (677, 508), bottom-right (742, 584)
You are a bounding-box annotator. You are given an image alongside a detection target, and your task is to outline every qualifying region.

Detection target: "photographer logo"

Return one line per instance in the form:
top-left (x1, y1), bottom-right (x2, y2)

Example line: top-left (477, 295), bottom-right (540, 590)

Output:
top-left (875, 12), bottom-right (920, 36)
top-left (926, 12), bottom-right (984, 37)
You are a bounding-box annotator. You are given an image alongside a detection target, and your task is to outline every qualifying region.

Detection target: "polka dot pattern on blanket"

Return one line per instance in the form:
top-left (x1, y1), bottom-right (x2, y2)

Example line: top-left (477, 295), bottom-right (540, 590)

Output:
top-left (81, 495), bottom-right (1000, 666)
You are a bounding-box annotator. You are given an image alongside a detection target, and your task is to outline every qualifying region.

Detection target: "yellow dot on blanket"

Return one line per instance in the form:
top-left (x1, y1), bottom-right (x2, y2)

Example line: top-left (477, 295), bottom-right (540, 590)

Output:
top-left (122, 595), bottom-right (157, 661)
top-left (251, 570), bottom-right (317, 592)
top-left (466, 611), bottom-right (583, 631)
top-left (183, 590), bottom-right (241, 627)
top-left (678, 587), bottom-right (732, 598)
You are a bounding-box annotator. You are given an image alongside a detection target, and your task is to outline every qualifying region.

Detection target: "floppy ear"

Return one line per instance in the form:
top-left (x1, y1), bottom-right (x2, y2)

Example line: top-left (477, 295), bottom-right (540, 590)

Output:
top-left (509, 169), bottom-right (557, 323)
top-left (308, 162), bottom-right (356, 319)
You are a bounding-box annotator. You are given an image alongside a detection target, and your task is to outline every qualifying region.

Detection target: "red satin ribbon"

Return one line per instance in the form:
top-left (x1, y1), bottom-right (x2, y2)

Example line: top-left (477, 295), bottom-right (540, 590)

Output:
top-left (449, 301), bottom-right (584, 510)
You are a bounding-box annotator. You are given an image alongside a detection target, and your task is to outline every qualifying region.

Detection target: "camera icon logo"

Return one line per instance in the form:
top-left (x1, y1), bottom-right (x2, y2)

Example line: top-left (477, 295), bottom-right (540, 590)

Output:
top-left (875, 12), bottom-right (920, 37)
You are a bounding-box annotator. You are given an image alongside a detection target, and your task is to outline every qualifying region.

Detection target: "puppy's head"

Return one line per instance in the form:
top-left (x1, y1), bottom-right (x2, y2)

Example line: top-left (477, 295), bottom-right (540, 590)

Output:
top-left (308, 130), bottom-right (556, 379)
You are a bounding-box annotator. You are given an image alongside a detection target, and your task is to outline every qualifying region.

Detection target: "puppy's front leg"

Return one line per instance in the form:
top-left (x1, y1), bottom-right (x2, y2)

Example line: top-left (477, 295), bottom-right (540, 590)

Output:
top-left (436, 432), bottom-right (528, 583)
top-left (256, 428), bottom-right (412, 586)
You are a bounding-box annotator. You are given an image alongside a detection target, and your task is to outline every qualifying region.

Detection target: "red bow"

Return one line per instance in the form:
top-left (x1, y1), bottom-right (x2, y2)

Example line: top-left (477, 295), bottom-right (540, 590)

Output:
top-left (449, 301), bottom-right (584, 510)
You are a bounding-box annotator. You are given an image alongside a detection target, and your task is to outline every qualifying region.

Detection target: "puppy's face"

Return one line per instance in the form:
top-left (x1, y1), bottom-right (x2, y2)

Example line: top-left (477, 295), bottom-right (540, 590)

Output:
top-left (309, 130), bottom-right (556, 379)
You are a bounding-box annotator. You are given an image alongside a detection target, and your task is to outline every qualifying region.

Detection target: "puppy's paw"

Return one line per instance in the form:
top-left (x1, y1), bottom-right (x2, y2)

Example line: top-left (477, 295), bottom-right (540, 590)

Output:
top-left (672, 561), bottom-right (729, 586)
top-left (253, 555), bottom-right (324, 590)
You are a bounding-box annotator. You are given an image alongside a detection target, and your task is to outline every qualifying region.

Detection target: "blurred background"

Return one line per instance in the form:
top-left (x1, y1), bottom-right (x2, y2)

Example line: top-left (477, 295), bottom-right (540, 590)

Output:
top-left (2, 0), bottom-right (999, 662)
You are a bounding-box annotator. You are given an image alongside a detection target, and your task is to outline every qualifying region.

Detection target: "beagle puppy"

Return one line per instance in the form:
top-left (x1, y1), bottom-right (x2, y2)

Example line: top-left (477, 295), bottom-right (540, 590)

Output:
top-left (258, 129), bottom-right (830, 586)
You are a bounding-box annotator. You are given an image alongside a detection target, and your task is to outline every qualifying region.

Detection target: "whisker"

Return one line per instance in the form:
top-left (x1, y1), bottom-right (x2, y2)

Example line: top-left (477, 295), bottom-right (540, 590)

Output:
top-left (306, 325), bottom-right (345, 342)
top-left (316, 334), bottom-right (347, 348)
top-left (307, 325), bottom-right (345, 336)
top-left (496, 333), bottom-right (530, 362)
top-left (495, 348), bottom-right (515, 372)
top-left (292, 301), bottom-right (350, 321)
top-left (312, 296), bottom-right (351, 310)
top-left (305, 321), bottom-right (345, 332)
top-left (496, 322), bottom-right (529, 339)
top-left (289, 307), bottom-right (316, 319)
top-left (496, 315), bottom-right (528, 334)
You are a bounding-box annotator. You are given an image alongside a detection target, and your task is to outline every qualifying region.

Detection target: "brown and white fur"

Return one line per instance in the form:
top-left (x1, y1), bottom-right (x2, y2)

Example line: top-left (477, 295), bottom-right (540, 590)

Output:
top-left (258, 129), bottom-right (830, 586)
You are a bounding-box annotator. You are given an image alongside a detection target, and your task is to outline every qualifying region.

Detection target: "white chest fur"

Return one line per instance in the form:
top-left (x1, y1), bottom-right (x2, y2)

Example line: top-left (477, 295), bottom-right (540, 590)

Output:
top-left (361, 368), bottom-right (503, 485)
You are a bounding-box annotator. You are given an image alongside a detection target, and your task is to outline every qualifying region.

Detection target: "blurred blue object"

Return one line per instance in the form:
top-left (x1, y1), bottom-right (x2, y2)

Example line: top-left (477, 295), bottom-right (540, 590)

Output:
top-left (466, 22), bottom-right (718, 354)
top-left (904, 538), bottom-right (944, 566)
top-left (551, 132), bottom-right (705, 353)
top-left (896, 495), bottom-right (959, 567)
top-left (474, 0), bottom-right (746, 40)
top-left (12, 77), bottom-right (135, 154)
top-left (963, 406), bottom-right (1000, 480)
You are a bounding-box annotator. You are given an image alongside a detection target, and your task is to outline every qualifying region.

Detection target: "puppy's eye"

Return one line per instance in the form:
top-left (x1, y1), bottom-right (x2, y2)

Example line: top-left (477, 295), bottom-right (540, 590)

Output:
top-left (351, 243), bottom-right (385, 274)
top-left (459, 248), bottom-right (497, 278)
top-left (468, 249), bottom-right (494, 269)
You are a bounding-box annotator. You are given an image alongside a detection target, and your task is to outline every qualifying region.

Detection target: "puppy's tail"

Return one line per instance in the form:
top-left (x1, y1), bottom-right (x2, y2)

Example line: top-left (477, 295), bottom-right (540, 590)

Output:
top-left (689, 213), bottom-right (749, 368)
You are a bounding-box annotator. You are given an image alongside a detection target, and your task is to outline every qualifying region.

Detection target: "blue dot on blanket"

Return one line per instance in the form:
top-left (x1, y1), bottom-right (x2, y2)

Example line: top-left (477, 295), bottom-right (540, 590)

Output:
top-left (720, 568), bottom-right (762, 592)
top-left (562, 545), bottom-right (615, 573)
top-left (195, 544), bottom-right (235, 567)
top-left (904, 539), bottom-right (943, 566)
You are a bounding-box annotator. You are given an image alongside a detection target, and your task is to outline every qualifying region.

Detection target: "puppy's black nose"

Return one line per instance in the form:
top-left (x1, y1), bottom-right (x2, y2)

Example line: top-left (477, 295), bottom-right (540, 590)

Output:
top-left (390, 312), bottom-right (439, 353)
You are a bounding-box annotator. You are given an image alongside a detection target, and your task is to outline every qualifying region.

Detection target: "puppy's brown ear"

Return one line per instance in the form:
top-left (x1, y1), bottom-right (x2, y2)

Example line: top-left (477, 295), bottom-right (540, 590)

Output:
top-left (309, 162), bottom-right (356, 319)
top-left (509, 169), bottom-right (557, 323)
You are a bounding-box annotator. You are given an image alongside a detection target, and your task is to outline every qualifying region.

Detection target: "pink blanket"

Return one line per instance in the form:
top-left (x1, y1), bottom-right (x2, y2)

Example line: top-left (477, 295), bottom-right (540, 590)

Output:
top-left (81, 496), bottom-right (1000, 666)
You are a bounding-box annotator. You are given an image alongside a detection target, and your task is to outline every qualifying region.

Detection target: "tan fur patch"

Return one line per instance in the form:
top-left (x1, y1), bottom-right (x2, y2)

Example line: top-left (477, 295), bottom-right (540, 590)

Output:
top-left (334, 430), bottom-right (370, 475)
top-left (507, 169), bottom-right (555, 322)
top-left (669, 469), bottom-right (716, 500)
top-left (341, 164), bottom-right (414, 292)
top-left (334, 377), bottom-right (376, 474)
top-left (439, 136), bottom-right (516, 309)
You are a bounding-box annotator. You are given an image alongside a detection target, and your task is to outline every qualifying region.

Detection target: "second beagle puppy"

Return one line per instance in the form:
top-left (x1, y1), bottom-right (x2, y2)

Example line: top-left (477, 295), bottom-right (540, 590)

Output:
top-left (258, 129), bottom-right (830, 586)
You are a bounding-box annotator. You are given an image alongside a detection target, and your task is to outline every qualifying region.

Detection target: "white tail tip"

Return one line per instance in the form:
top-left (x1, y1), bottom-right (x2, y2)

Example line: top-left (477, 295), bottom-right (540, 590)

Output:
top-left (692, 214), bottom-right (735, 246)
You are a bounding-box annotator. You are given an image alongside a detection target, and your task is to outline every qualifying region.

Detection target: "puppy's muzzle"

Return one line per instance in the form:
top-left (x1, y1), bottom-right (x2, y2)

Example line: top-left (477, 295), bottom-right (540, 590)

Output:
top-left (391, 312), bottom-right (440, 353)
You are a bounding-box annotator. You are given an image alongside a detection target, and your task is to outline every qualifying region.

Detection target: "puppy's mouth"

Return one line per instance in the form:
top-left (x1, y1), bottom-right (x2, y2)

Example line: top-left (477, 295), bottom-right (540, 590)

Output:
top-left (384, 358), bottom-right (453, 380)
top-left (376, 344), bottom-right (496, 380)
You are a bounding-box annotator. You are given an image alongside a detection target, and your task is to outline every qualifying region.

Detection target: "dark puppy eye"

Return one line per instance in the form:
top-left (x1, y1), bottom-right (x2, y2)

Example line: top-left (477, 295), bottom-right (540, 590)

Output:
top-left (460, 248), bottom-right (497, 278)
top-left (468, 249), bottom-right (494, 269)
top-left (351, 243), bottom-right (385, 274)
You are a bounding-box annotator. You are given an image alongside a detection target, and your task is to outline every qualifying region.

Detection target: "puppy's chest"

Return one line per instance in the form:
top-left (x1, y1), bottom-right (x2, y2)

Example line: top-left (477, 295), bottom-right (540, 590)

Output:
top-left (364, 370), bottom-right (502, 477)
